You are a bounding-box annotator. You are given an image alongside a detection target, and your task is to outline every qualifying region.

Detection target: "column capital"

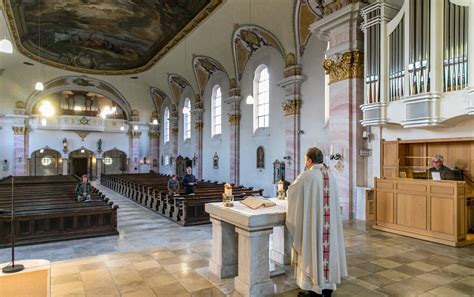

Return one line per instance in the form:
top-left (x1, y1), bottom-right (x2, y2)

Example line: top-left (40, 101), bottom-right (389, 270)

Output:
top-left (194, 121), bottom-right (204, 132)
top-left (282, 99), bottom-right (303, 116)
top-left (228, 114), bottom-right (241, 126)
top-left (130, 131), bottom-right (142, 138)
top-left (12, 126), bottom-right (27, 135)
top-left (148, 131), bottom-right (160, 139)
top-left (323, 50), bottom-right (364, 84)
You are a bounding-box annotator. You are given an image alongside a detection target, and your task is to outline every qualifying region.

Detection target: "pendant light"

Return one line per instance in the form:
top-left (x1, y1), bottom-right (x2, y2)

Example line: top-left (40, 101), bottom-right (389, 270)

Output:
top-left (35, 0), bottom-right (44, 91)
top-left (0, 38), bottom-right (13, 54)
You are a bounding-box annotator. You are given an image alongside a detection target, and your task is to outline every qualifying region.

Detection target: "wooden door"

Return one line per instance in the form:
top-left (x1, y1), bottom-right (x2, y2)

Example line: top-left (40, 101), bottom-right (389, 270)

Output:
top-left (73, 158), bottom-right (88, 177)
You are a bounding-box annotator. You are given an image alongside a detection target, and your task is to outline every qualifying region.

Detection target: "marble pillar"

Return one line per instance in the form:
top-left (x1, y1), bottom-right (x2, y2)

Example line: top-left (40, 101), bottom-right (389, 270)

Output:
top-left (170, 110), bottom-right (179, 175)
top-left (148, 129), bottom-right (160, 173)
top-left (96, 158), bottom-right (102, 182)
top-left (62, 158), bottom-right (68, 176)
top-left (234, 228), bottom-right (274, 297)
top-left (225, 82), bottom-right (242, 185)
top-left (270, 225), bottom-right (291, 266)
top-left (193, 95), bottom-right (204, 180)
top-left (12, 127), bottom-right (28, 176)
top-left (278, 59), bottom-right (305, 182)
top-left (129, 131), bottom-right (141, 173)
top-left (209, 218), bottom-right (238, 278)
top-left (312, 2), bottom-right (366, 218)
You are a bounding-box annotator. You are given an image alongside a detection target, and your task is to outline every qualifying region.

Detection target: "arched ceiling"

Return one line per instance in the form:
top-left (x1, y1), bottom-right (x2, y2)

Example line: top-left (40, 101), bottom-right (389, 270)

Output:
top-left (4, 0), bottom-right (222, 74)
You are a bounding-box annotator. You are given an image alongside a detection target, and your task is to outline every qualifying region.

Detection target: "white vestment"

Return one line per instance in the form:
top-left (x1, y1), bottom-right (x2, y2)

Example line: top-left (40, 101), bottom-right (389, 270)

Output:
top-left (286, 164), bottom-right (347, 293)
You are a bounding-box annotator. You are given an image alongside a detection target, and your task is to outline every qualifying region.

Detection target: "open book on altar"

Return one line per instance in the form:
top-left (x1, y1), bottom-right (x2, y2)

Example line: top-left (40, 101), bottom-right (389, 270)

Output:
top-left (240, 196), bottom-right (276, 209)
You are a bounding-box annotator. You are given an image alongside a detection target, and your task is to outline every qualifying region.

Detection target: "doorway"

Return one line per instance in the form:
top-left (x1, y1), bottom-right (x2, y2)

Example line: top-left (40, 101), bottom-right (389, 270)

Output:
top-left (69, 149), bottom-right (95, 179)
top-left (72, 158), bottom-right (89, 177)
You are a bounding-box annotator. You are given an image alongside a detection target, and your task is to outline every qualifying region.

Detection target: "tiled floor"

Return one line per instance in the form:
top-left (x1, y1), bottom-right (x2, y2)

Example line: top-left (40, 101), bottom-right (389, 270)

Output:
top-left (2, 184), bottom-right (474, 296)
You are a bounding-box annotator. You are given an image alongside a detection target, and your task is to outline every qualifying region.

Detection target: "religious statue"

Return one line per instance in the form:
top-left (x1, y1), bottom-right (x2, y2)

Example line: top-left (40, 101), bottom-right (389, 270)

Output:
top-left (213, 152), bottom-right (219, 169)
top-left (97, 138), bottom-right (102, 153)
top-left (256, 146), bottom-right (265, 169)
top-left (62, 138), bottom-right (68, 153)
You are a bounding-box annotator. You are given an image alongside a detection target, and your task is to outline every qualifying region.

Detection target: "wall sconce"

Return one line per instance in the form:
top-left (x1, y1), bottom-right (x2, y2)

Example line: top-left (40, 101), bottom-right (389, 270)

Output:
top-left (193, 153), bottom-right (198, 166)
top-left (330, 153), bottom-right (343, 161)
top-left (283, 155), bottom-right (292, 166)
top-left (17, 156), bottom-right (22, 163)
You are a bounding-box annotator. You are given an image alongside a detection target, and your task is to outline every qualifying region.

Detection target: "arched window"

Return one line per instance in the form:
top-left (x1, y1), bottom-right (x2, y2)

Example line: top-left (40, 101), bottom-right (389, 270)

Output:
top-left (183, 98), bottom-right (191, 140)
top-left (211, 85), bottom-right (222, 136)
top-left (164, 107), bottom-right (170, 143)
top-left (254, 65), bottom-right (269, 130)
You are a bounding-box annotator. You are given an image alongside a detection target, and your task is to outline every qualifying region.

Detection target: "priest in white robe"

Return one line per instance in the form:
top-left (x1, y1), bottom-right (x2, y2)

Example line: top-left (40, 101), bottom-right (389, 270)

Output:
top-left (286, 147), bottom-right (347, 297)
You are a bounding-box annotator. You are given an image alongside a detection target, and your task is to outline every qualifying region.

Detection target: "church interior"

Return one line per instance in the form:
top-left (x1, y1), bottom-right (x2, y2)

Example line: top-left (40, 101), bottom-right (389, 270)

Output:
top-left (0, 0), bottom-right (474, 296)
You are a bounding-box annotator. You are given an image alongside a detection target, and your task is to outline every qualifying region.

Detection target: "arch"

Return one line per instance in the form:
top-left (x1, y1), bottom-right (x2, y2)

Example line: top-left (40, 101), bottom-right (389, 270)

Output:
top-left (26, 76), bottom-right (133, 120)
top-left (30, 147), bottom-right (62, 176)
top-left (167, 73), bottom-right (195, 105)
top-left (232, 24), bottom-right (286, 81)
top-left (102, 149), bottom-right (127, 175)
top-left (192, 55), bottom-right (230, 96)
top-left (294, 0), bottom-right (322, 58)
top-left (150, 87), bottom-right (170, 115)
top-left (68, 148), bottom-right (97, 179)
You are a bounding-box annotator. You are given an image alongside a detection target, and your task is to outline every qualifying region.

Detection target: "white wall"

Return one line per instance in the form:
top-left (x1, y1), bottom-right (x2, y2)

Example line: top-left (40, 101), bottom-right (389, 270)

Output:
top-left (202, 72), bottom-right (230, 182)
top-left (299, 35), bottom-right (330, 162)
top-left (177, 88), bottom-right (195, 160)
top-left (239, 48), bottom-right (286, 196)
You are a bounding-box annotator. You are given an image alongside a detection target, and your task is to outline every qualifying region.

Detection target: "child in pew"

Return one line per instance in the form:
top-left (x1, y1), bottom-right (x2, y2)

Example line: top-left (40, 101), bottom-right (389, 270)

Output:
top-left (75, 174), bottom-right (92, 202)
top-left (167, 175), bottom-right (180, 196)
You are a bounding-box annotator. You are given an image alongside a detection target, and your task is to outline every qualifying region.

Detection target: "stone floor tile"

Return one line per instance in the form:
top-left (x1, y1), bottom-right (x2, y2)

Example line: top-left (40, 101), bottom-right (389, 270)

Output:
top-left (180, 277), bottom-right (215, 292)
top-left (121, 289), bottom-right (157, 297)
top-left (370, 259), bottom-right (402, 269)
top-left (152, 283), bottom-right (191, 297)
top-left (447, 276), bottom-right (474, 295)
top-left (441, 264), bottom-right (474, 276)
top-left (427, 286), bottom-right (470, 297)
top-left (376, 269), bottom-right (411, 282)
top-left (376, 282), bottom-right (421, 297)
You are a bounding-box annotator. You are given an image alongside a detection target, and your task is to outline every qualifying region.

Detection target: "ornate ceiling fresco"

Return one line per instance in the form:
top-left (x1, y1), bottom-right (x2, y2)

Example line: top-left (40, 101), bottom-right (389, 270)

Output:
top-left (4, 0), bottom-right (222, 74)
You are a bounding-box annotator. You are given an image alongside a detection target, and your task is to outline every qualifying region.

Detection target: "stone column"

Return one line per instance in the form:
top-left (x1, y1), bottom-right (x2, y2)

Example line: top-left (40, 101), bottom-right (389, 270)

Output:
top-left (169, 110), bottom-right (179, 175)
top-left (96, 158), bottom-right (102, 182)
top-left (62, 158), bottom-right (68, 175)
top-left (129, 130), bottom-right (141, 173)
top-left (12, 127), bottom-right (28, 176)
top-left (192, 95), bottom-right (204, 180)
top-left (148, 129), bottom-right (160, 173)
top-left (225, 80), bottom-right (242, 185)
top-left (278, 55), bottom-right (305, 182)
top-left (234, 228), bottom-right (274, 297)
top-left (312, 2), bottom-right (366, 219)
top-left (209, 218), bottom-right (238, 278)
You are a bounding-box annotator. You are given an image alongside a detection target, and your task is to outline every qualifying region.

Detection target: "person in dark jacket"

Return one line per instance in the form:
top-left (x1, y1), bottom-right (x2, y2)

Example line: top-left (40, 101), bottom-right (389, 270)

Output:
top-left (167, 175), bottom-right (180, 195)
top-left (182, 167), bottom-right (197, 195)
top-left (75, 174), bottom-right (92, 202)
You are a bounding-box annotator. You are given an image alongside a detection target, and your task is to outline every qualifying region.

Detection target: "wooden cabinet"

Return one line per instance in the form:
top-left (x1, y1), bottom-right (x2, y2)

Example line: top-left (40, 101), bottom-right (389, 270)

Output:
top-left (374, 178), bottom-right (472, 247)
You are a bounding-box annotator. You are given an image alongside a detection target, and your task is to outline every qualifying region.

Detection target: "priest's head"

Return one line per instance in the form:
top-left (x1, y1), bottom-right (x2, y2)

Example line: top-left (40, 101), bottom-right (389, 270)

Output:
top-left (305, 147), bottom-right (324, 169)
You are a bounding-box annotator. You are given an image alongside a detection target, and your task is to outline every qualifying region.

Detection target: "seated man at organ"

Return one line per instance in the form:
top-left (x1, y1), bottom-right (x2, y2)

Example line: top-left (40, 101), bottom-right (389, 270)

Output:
top-left (429, 154), bottom-right (454, 180)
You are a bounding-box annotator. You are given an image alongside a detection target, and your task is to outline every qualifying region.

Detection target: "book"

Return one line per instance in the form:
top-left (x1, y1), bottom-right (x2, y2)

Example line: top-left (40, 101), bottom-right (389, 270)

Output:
top-left (241, 196), bottom-right (276, 209)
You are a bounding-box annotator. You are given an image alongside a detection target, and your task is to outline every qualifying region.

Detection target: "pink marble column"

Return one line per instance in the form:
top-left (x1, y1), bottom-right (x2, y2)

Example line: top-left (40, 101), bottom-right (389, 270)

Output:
top-left (278, 59), bottom-right (305, 182)
top-left (129, 131), bottom-right (141, 173)
top-left (12, 127), bottom-right (28, 176)
top-left (148, 129), bottom-right (160, 173)
top-left (170, 110), bottom-right (179, 175)
top-left (312, 2), bottom-right (366, 219)
top-left (225, 83), bottom-right (242, 185)
top-left (96, 158), bottom-right (102, 181)
top-left (193, 96), bottom-right (204, 180)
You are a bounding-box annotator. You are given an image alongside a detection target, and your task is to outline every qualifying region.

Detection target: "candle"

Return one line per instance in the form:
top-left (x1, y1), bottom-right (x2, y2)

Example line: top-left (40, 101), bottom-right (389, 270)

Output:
top-left (278, 181), bottom-right (284, 192)
top-left (224, 183), bottom-right (232, 197)
top-left (330, 145), bottom-right (334, 155)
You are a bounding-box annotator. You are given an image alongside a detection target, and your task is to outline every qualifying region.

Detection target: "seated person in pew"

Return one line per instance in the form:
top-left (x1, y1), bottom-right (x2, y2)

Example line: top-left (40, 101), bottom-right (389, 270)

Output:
top-left (182, 166), bottom-right (197, 195)
top-left (167, 175), bottom-right (180, 195)
top-left (75, 174), bottom-right (92, 202)
top-left (429, 154), bottom-right (454, 180)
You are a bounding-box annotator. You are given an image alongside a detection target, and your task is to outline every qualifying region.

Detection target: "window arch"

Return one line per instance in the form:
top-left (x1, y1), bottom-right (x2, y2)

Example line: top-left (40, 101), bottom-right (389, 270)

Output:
top-left (254, 65), bottom-right (269, 131)
top-left (164, 107), bottom-right (170, 143)
top-left (211, 85), bottom-right (222, 136)
top-left (183, 98), bottom-right (191, 140)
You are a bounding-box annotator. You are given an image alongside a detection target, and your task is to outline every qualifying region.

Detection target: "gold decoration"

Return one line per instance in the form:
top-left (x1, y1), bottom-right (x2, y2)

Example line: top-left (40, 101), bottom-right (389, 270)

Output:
top-left (131, 109), bottom-right (139, 117)
top-left (148, 131), bottom-right (160, 139)
top-left (282, 99), bottom-right (303, 116)
top-left (229, 78), bottom-right (237, 89)
top-left (15, 100), bottom-right (25, 109)
top-left (130, 131), bottom-right (142, 138)
top-left (75, 131), bottom-right (90, 140)
top-left (285, 53), bottom-right (297, 67)
top-left (194, 122), bottom-right (204, 132)
top-left (323, 50), bottom-right (363, 84)
top-left (2, 0), bottom-right (224, 75)
top-left (171, 127), bottom-right (179, 136)
top-left (283, 65), bottom-right (303, 78)
top-left (12, 127), bottom-right (27, 135)
top-left (228, 114), bottom-right (241, 126)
